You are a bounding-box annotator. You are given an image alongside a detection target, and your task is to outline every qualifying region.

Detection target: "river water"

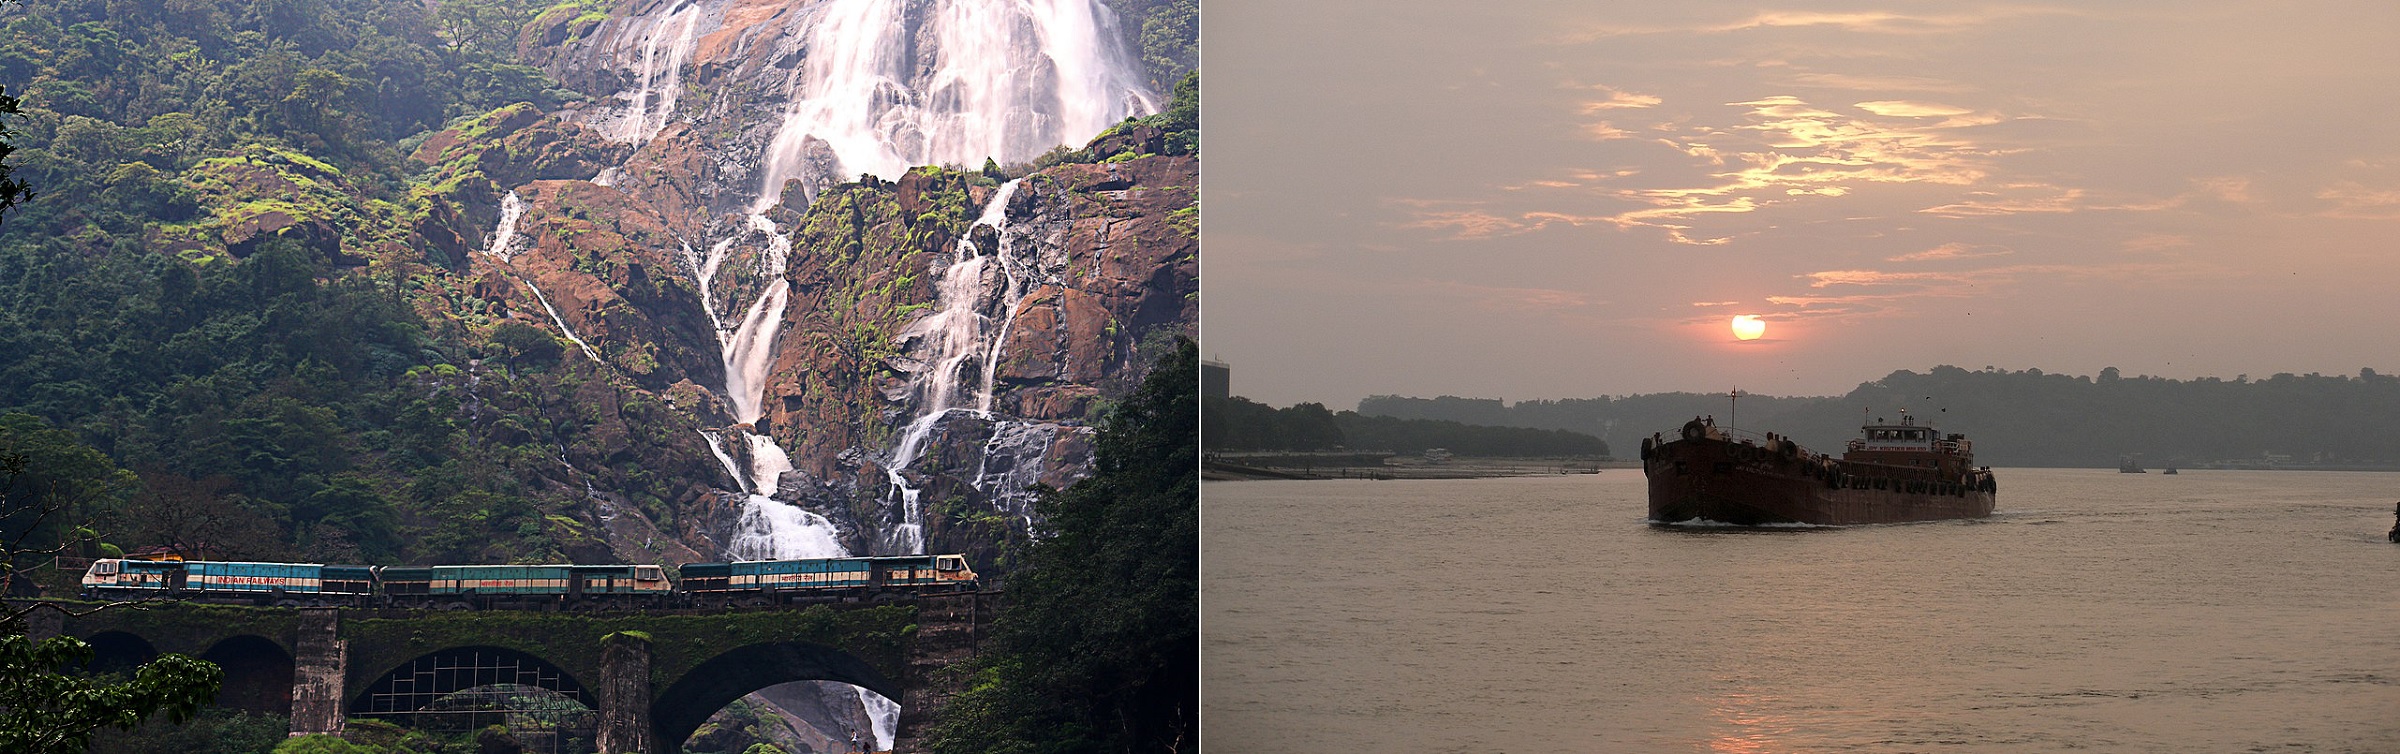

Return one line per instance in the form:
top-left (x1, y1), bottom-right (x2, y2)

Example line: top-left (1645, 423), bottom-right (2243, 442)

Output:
top-left (1203, 469), bottom-right (2400, 752)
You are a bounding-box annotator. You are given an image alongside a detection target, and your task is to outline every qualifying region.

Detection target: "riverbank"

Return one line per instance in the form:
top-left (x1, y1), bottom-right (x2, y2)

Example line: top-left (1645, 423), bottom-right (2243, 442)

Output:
top-left (1202, 456), bottom-right (1628, 481)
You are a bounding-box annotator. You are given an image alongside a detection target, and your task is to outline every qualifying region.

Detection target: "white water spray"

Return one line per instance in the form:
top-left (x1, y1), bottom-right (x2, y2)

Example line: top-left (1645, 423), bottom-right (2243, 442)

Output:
top-left (858, 688), bottom-right (899, 751)
top-left (574, 0), bottom-right (1155, 738)
top-left (697, 214), bottom-right (847, 561)
top-left (749, 0), bottom-right (1156, 211)
top-left (522, 280), bottom-right (602, 363)
top-left (600, 0), bottom-right (704, 143)
top-left (483, 191), bottom-right (528, 261)
top-left (878, 180), bottom-right (1036, 553)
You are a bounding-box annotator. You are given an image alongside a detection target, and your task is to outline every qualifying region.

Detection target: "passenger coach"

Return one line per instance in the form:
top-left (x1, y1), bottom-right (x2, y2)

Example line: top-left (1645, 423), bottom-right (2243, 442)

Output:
top-left (79, 554), bottom-right (976, 609)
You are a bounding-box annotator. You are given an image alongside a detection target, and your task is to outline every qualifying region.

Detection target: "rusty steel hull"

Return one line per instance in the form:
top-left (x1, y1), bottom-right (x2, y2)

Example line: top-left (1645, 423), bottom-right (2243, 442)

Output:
top-left (1644, 437), bottom-right (1994, 526)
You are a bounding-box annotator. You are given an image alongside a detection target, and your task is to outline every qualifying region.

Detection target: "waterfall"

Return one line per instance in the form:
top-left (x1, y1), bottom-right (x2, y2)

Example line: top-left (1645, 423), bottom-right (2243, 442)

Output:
top-left (600, 0), bottom-right (704, 143)
top-left (483, 193), bottom-right (601, 365)
top-left (971, 419), bottom-right (1061, 527)
top-left (858, 688), bottom-right (899, 751)
top-left (749, 0), bottom-right (1156, 211)
top-left (522, 280), bottom-right (603, 363)
top-left (483, 190), bottom-right (527, 260)
top-left (696, 214), bottom-right (846, 561)
top-left (878, 180), bottom-right (1033, 554)
top-left (721, 215), bottom-right (794, 425)
top-left (723, 429), bottom-right (846, 559)
top-left (568, 0), bottom-right (1155, 741)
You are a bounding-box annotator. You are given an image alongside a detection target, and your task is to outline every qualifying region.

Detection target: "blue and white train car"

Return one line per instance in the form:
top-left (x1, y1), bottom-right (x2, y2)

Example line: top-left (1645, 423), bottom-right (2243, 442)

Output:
top-left (79, 558), bottom-right (183, 595)
top-left (680, 555), bottom-right (978, 600)
top-left (186, 561), bottom-right (323, 593)
top-left (80, 559), bottom-right (375, 602)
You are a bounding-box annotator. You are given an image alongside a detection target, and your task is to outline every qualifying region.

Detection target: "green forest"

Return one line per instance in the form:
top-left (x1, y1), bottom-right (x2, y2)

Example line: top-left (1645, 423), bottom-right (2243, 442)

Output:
top-left (1359, 365), bottom-right (2400, 468)
top-left (0, 0), bottom-right (647, 569)
top-left (1203, 395), bottom-right (1609, 457)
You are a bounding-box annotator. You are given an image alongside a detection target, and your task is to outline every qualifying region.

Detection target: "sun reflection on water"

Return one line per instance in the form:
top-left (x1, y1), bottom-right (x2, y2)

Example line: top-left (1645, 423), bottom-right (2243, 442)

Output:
top-left (1705, 690), bottom-right (1799, 754)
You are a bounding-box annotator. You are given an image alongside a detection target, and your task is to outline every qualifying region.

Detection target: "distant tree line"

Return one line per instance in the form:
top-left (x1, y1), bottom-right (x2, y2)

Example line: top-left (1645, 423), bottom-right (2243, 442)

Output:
top-left (1204, 396), bottom-right (1608, 457)
top-left (1360, 365), bottom-right (2400, 468)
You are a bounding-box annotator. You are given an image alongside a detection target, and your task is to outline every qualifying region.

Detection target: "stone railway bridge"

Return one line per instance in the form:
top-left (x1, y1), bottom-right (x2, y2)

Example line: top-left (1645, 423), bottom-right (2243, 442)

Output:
top-left (18, 593), bottom-right (997, 753)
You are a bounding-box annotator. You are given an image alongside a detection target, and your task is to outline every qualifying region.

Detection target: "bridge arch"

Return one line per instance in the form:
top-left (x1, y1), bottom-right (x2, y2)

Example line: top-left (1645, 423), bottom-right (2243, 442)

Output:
top-left (652, 641), bottom-right (900, 749)
top-left (82, 630), bottom-right (158, 677)
top-left (349, 644), bottom-right (594, 719)
top-left (201, 634), bottom-right (294, 715)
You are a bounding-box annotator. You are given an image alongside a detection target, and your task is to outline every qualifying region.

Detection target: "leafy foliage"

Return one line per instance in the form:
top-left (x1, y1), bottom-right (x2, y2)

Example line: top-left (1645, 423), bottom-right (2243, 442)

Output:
top-left (87, 706), bottom-right (289, 754)
top-left (926, 339), bottom-right (1197, 754)
top-left (0, 617), bottom-right (223, 754)
top-left (0, 83), bottom-right (28, 219)
top-left (0, 0), bottom-right (703, 566)
top-left (0, 419), bottom-right (136, 594)
top-left (1096, 0), bottom-right (1194, 93)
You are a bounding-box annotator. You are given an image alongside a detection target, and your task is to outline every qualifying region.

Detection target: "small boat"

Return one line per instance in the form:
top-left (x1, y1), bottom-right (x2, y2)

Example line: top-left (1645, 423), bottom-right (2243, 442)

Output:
top-left (2119, 456), bottom-right (2146, 473)
top-left (1641, 411), bottom-right (1994, 526)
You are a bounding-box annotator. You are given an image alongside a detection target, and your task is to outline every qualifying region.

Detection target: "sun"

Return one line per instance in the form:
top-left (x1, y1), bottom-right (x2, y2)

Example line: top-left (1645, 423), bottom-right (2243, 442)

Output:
top-left (1730, 314), bottom-right (1766, 341)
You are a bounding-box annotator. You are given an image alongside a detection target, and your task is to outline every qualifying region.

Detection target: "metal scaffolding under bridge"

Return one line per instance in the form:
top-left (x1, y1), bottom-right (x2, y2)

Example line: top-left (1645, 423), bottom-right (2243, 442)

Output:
top-left (359, 648), bottom-right (597, 753)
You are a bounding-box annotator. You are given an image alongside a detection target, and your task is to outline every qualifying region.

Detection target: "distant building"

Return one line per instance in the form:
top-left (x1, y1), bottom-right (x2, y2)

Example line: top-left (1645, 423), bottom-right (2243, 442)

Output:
top-left (1202, 359), bottom-right (1230, 401)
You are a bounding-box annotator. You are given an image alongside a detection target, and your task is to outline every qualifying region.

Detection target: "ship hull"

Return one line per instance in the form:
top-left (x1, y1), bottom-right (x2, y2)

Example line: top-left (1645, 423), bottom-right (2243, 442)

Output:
top-left (1643, 437), bottom-right (1993, 526)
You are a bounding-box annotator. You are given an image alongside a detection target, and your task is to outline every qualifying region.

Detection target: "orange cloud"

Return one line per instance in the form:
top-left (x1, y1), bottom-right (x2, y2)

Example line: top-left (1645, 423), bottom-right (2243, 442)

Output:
top-left (2316, 182), bottom-right (2400, 219)
top-left (1577, 85), bottom-right (1663, 112)
top-left (1886, 242), bottom-right (2012, 262)
top-left (1557, 7), bottom-right (2079, 41)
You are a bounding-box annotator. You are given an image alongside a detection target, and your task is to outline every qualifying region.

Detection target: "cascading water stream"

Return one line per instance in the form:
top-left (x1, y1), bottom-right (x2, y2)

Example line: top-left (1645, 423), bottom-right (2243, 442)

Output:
top-left (482, 191), bottom-right (600, 364)
top-left (697, 215), bottom-right (846, 561)
top-left (878, 180), bottom-right (1031, 554)
top-left (603, 0), bottom-right (703, 143)
top-left (749, 0), bottom-right (1155, 211)
top-left (522, 280), bottom-right (602, 362)
top-left (485, 191), bottom-right (527, 260)
top-left (574, 1), bottom-right (1154, 745)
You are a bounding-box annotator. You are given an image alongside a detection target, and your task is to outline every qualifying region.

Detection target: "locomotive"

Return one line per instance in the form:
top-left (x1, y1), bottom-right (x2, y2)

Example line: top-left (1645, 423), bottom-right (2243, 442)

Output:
top-left (78, 554), bottom-right (978, 609)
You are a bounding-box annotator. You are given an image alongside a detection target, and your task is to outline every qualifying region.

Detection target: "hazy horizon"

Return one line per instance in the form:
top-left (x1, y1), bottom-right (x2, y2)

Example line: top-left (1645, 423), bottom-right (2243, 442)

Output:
top-left (1213, 360), bottom-right (2400, 410)
top-left (1206, 1), bottom-right (2400, 409)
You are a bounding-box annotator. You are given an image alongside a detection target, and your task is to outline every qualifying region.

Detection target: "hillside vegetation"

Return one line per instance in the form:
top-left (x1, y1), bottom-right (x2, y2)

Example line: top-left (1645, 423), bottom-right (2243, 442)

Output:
top-left (1361, 366), bottom-right (2400, 468)
top-left (0, 0), bottom-right (1198, 568)
top-left (1204, 396), bottom-right (1608, 457)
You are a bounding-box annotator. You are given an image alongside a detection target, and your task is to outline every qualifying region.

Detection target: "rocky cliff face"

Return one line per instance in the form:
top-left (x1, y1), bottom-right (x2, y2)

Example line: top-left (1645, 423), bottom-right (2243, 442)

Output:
top-left (110, 0), bottom-right (1186, 574)
top-left (382, 0), bottom-right (1191, 566)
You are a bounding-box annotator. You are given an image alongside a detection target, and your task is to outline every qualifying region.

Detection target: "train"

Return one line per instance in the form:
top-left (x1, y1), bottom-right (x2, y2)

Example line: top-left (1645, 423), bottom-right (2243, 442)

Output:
top-left (78, 554), bottom-right (979, 609)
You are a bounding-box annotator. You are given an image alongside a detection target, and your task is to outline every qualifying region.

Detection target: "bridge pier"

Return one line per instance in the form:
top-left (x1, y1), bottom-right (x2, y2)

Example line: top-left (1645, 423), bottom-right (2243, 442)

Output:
top-left (290, 607), bottom-right (347, 737)
top-left (598, 632), bottom-right (654, 754)
top-left (892, 592), bottom-right (993, 753)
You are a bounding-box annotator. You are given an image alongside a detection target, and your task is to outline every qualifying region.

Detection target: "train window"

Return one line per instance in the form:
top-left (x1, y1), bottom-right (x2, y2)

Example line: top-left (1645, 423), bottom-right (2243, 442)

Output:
top-left (95, 560), bottom-right (118, 574)
top-left (635, 566), bottom-right (664, 581)
top-left (937, 557), bottom-right (962, 571)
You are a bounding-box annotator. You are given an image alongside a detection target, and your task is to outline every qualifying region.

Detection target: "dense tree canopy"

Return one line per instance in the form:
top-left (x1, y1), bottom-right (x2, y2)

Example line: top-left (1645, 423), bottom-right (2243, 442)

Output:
top-left (0, 0), bottom-right (684, 568)
top-left (928, 339), bottom-right (1197, 754)
top-left (1206, 395), bottom-right (1609, 457)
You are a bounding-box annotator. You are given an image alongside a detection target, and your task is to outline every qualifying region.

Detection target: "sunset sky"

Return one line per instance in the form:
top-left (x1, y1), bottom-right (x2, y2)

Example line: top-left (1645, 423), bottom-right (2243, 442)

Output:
top-left (1204, 2), bottom-right (2400, 408)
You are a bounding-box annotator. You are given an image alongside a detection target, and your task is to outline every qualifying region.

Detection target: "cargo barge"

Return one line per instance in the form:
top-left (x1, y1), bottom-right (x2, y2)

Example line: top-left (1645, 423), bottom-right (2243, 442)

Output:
top-left (1640, 411), bottom-right (1995, 526)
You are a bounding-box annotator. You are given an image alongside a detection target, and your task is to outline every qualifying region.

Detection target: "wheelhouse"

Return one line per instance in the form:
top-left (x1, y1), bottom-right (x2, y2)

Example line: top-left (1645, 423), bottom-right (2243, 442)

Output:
top-left (1842, 411), bottom-right (1978, 476)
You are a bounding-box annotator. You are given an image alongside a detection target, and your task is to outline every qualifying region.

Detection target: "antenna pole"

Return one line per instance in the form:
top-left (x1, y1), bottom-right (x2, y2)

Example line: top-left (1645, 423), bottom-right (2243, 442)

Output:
top-left (1729, 386), bottom-right (1740, 431)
